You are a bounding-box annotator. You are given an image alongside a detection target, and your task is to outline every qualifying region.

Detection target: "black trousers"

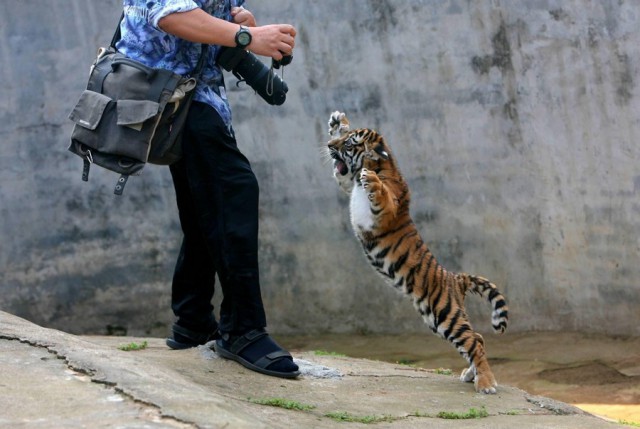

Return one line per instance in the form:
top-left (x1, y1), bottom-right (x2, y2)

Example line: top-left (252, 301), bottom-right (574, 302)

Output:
top-left (169, 101), bottom-right (266, 334)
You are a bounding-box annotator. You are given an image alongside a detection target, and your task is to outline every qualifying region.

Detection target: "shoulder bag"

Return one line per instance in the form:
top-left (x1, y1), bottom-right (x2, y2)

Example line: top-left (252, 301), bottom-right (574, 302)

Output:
top-left (68, 13), bottom-right (207, 195)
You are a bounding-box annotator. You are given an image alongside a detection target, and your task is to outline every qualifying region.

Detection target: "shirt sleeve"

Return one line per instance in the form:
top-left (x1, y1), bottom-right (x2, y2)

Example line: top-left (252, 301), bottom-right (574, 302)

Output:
top-left (147, 0), bottom-right (200, 30)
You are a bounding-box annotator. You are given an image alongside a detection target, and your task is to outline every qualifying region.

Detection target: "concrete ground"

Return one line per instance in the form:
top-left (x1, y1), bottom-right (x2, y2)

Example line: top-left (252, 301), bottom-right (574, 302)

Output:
top-left (281, 331), bottom-right (640, 423)
top-left (0, 311), bottom-right (631, 429)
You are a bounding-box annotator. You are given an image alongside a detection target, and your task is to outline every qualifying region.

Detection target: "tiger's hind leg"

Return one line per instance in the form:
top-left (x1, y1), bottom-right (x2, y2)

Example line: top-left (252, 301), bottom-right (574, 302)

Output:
top-left (419, 298), bottom-right (499, 394)
top-left (454, 329), bottom-right (498, 394)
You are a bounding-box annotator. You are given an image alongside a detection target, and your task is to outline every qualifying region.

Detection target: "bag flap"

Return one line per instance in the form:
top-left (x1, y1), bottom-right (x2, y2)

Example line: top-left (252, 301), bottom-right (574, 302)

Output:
top-left (68, 90), bottom-right (112, 130)
top-left (116, 100), bottom-right (160, 126)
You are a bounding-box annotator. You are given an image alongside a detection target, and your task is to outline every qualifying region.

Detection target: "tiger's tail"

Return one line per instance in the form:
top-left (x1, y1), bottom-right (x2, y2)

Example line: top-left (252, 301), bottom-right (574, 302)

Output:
top-left (463, 274), bottom-right (509, 334)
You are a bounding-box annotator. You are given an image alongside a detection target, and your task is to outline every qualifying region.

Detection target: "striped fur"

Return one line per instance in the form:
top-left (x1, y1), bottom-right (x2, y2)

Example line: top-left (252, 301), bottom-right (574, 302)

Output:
top-left (326, 111), bottom-right (509, 394)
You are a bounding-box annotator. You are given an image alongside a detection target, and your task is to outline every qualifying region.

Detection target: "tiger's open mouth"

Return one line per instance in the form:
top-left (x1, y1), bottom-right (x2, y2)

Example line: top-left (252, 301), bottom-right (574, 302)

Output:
top-left (332, 156), bottom-right (349, 176)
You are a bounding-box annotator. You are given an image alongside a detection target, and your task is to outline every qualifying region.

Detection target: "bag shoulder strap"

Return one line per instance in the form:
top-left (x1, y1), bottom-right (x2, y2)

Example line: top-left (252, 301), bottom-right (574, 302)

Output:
top-left (110, 10), bottom-right (208, 78)
top-left (110, 12), bottom-right (124, 49)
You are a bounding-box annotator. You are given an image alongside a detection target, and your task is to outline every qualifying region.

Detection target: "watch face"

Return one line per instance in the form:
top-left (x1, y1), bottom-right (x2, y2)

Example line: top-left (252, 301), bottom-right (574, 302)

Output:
top-left (237, 31), bottom-right (251, 46)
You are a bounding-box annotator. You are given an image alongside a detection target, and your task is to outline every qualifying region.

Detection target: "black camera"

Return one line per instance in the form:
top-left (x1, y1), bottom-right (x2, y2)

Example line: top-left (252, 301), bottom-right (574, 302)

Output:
top-left (217, 47), bottom-right (290, 106)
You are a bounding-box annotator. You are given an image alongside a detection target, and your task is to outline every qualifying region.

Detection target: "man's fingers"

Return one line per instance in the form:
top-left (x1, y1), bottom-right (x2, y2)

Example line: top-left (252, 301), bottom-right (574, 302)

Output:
top-left (250, 25), bottom-right (296, 58)
top-left (278, 27), bottom-right (296, 51)
top-left (281, 24), bottom-right (296, 37)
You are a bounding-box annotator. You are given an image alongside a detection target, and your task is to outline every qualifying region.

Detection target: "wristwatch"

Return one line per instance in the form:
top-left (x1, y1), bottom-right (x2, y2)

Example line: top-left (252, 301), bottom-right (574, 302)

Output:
top-left (235, 25), bottom-right (252, 48)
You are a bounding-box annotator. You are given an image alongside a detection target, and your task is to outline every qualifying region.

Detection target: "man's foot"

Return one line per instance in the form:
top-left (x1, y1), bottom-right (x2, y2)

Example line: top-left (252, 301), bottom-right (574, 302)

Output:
top-left (214, 329), bottom-right (300, 379)
top-left (166, 323), bottom-right (220, 350)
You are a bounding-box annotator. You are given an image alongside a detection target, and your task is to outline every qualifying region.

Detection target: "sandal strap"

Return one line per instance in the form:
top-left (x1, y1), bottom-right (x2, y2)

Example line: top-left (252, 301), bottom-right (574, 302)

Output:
top-left (253, 350), bottom-right (293, 370)
top-left (229, 329), bottom-right (269, 355)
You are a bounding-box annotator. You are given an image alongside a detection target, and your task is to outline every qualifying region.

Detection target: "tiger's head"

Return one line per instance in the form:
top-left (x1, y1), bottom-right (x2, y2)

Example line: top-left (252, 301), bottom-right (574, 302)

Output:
top-left (326, 111), bottom-right (390, 194)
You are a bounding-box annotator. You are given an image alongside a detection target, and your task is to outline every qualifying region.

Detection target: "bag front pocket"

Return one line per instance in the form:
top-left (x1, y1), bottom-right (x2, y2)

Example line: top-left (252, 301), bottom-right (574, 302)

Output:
top-left (69, 90), bottom-right (114, 152)
top-left (116, 99), bottom-right (160, 131)
top-left (80, 99), bottom-right (159, 162)
top-left (68, 90), bottom-right (112, 130)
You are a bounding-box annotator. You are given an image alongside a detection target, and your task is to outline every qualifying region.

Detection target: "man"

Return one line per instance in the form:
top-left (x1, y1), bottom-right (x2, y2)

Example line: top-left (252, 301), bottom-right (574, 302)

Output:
top-left (116, 0), bottom-right (299, 379)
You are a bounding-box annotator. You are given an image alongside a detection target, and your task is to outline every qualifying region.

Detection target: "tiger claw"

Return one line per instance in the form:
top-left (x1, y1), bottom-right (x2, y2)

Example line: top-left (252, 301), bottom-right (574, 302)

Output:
top-left (359, 169), bottom-right (369, 185)
top-left (480, 386), bottom-right (497, 394)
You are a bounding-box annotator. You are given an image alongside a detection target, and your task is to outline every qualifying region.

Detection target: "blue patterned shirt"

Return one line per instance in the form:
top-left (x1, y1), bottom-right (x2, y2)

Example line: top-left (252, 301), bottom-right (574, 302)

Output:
top-left (116, 0), bottom-right (245, 131)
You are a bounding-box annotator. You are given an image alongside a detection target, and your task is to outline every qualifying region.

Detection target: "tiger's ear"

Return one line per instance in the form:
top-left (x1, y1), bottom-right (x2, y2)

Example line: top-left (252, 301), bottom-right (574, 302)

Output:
top-left (364, 138), bottom-right (389, 160)
top-left (374, 144), bottom-right (389, 160)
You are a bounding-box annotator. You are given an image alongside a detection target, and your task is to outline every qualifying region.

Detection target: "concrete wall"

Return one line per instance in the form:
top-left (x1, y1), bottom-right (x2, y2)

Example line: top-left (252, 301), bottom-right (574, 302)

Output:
top-left (1, 0), bottom-right (638, 337)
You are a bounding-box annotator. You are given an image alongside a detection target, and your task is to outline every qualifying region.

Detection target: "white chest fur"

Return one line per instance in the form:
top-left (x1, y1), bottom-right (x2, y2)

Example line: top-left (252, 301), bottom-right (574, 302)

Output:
top-left (350, 183), bottom-right (375, 234)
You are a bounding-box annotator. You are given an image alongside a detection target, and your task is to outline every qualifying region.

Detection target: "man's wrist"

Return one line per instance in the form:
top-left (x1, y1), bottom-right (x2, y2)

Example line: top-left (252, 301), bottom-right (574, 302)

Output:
top-left (234, 25), bottom-right (252, 48)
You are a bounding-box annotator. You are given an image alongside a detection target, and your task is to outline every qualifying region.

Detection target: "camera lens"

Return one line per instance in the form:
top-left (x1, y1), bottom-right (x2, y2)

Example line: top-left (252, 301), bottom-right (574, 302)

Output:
top-left (217, 48), bottom-right (289, 105)
top-left (233, 52), bottom-right (288, 105)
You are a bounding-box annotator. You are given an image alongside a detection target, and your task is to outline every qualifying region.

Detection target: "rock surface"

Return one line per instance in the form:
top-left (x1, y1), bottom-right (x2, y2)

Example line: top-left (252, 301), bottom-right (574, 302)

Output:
top-left (0, 311), bottom-right (622, 428)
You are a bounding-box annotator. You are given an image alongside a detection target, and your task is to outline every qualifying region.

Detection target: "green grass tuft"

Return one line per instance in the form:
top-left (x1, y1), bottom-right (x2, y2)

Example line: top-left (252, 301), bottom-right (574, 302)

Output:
top-left (324, 411), bottom-right (397, 424)
top-left (249, 397), bottom-right (315, 411)
top-left (436, 406), bottom-right (489, 419)
top-left (118, 341), bottom-right (148, 351)
top-left (434, 368), bottom-right (453, 375)
top-left (619, 419), bottom-right (640, 427)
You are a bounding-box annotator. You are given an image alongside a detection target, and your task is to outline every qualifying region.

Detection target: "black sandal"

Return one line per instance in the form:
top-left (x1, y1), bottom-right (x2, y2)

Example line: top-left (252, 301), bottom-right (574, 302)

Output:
top-left (214, 329), bottom-right (300, 379)
top-left (166, 324), bottom-right (220, 350)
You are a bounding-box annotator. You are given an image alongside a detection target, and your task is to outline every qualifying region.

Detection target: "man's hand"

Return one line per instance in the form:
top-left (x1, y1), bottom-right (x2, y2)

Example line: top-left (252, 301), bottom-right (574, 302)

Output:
top-left (249, 25), bottom-right (296, 60)
top-left (231, 6), bottom-right (256, 27)
top-left (232, 7), bottom-right (295, 61)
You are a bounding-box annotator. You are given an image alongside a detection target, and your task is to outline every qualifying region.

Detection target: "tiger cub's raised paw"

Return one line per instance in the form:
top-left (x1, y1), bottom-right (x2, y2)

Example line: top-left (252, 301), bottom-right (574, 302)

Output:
top-left (360, 168), bottom-right (383, 202)
top-left (328, 111), bottom-right (350, 138)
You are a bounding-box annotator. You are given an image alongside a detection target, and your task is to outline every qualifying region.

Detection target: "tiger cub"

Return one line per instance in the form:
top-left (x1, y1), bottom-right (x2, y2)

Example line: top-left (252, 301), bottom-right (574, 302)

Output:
top-left (325, 111), bottom-right (508, 394)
